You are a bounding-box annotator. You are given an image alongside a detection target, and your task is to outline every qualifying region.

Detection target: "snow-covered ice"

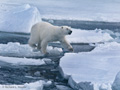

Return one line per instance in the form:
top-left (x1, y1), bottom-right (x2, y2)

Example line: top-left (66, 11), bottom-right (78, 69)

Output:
top-left (1, 0), bottom-right (120, 22)
top-left (67, 29), bottom-right (113, 43)
top-left (0, 42), bottom-right (63, 57)
top-left (0, 4), bottom-right (41, 33)
top-left (0, 80), bottom-right (50, 90)
top-left (60, 42), bottom-right (120, 89)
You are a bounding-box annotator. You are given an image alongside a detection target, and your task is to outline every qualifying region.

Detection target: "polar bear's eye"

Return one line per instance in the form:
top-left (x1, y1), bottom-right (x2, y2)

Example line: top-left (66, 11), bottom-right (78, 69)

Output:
top-left (66, 28), bottom-right (69, 30)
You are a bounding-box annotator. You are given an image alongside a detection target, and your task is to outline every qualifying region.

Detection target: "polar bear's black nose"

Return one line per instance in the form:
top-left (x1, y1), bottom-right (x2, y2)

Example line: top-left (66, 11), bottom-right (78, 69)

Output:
top-left (68, 30), bottom-right (72, 35)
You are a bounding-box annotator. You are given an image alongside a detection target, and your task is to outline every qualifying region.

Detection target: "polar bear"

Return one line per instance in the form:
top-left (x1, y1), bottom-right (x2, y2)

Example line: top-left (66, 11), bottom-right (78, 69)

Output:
top-left (28, 22), bottom-right (73, 55)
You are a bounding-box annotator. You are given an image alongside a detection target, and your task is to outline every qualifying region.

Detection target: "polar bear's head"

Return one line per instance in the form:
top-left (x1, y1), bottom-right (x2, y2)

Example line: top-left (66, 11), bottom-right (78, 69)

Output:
top-left (60, 26), bottom-right (72, 35)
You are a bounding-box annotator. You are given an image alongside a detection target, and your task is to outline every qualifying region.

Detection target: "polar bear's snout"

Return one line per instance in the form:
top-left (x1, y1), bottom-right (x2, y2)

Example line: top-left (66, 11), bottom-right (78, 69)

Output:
top-left (68, 30), bottom-right (72, 35)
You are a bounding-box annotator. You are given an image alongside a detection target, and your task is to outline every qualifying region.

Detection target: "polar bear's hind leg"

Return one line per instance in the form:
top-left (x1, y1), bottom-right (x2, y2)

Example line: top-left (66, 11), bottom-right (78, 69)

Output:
top-left (41, 40), bottom-right (48, 54)
top-left (37, 42), bottom-right (41, 50)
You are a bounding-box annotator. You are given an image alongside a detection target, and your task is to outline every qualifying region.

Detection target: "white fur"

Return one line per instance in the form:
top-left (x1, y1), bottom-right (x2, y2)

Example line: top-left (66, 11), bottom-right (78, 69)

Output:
top-left (28, 22), bottom-right (73, 54)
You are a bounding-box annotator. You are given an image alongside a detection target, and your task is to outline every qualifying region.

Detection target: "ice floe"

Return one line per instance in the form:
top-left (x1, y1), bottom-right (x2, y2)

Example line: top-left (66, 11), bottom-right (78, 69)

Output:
top-left (0, 42), bottom-right (63, 57)
top-left (60, 42), bottom-right (120, 90)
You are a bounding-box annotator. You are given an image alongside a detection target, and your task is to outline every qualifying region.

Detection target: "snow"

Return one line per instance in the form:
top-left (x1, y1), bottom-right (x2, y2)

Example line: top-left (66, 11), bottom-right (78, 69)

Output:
top-left (0, 4), bottom-right (41, 33)
top-left (67, 29), bottom-right (113, 43)
top-left (1, 0), bottom-right (120, 22)
top-left (0, 42), bottom-right (63, 57)
top-left (60, 42), bottom-right (120, 89)
top-left (0, 80), bottom-right (48, 90)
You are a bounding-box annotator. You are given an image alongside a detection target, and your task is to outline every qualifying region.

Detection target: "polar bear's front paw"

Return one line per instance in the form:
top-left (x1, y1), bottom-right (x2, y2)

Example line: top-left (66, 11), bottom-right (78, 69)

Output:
top-left (68, 47), bottom-right (73, 52)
